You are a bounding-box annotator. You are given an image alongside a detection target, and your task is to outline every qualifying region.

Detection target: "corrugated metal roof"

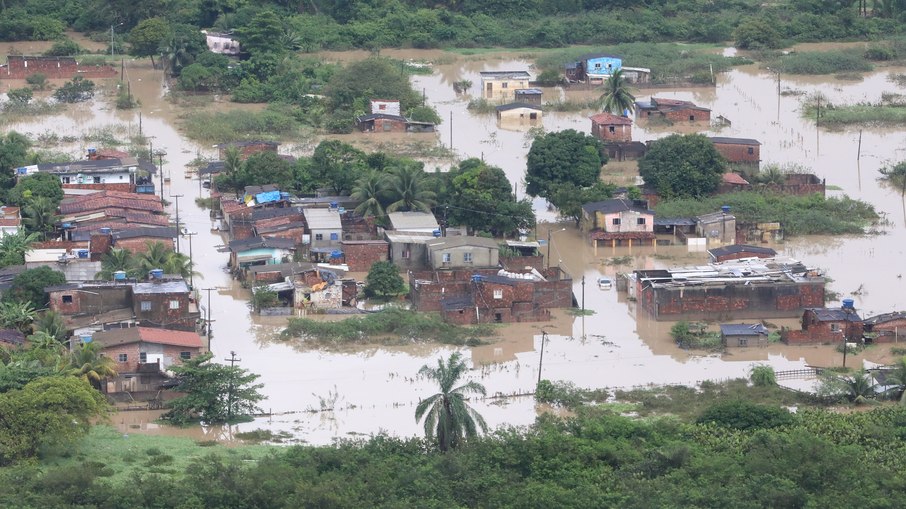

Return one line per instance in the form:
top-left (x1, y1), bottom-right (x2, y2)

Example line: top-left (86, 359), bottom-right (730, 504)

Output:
top-left (304, 208), bottom-right (342, 230)
top-left (388, 211), bottom-right (439, 231)
top-left (719, 323), bottom-right (768, 336)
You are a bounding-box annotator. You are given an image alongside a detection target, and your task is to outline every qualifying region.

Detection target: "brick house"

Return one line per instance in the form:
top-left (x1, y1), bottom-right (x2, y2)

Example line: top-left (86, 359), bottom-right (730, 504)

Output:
top-left (92, 327), bottom-right (205, 393)
top-left (340, 240), bottom-right (389, 272)
top-left (695, 209), bottom-right (736, 246)
top-left (636, 97), bottom-right (711, 123)
top-left (709, 137), bottom-right (761, 165)
top-left (782, 304), bottom-right (863, 345)
top-left (246, 261), bottom-right (317, 285)
top-left (132, 279), bottom-right (200, 330)
top-left (216, 141), bottom-right (279, 160)
top-left (708, 244), bottom-right (777, 263)
top-left (356, 113), bottom-right (409, 133)
top-left (589, 112), bottom-right (633, 143)
top-left (581, 199), bottom-right (655, 247)
top-left (720, 323), bottom-right (769, 347)
top-left (112, 227), bottom-right (177, 253)
top-left (765, 173), bottom-right (826, 197)
top-left (717, 172), bottom-right (751, 194)
top-left (863, 312), bottom-right (906, 344)
top-left (46, 281), bottom-right (136, 337)
top-left (0, 205), bottom-right (22, 237)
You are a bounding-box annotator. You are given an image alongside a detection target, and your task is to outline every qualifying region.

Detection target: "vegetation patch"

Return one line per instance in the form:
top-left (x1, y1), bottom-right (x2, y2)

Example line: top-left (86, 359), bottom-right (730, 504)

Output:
top-left (180, 107), bottom-right (302, 143)
top-left (765, 49), bottom-right (873, 75)
top-left (281, 307), bottom-right (495, 345)
top-left (671, 321), bottom-right (722, 351)
top-left (536, 379), bottom-right (609, 409)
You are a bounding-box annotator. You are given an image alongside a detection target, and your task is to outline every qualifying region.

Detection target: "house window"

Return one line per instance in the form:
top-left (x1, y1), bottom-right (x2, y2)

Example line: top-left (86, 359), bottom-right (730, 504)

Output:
top-left (747, 147), bottom-right (754, 155)
top-left (180, 351), bottom-right (192, 360)
top-left (169, 299), bottom-right (180, 310)
top-left (493, 289), bottom-right (503, 299)
top-left (139, 352), bottom-right (147, 363)
top-left (529, 112), bottom-right (537, 120)
top-left (637, 218), bottom-right (646, 225)
top-left (118, 353), bottom-right (128, 362)
top-left (315, 233), bottom-right (323, 241)
top-left (739, 338), bottom-right (748, 347)
top-left (612, 218), bottom-right (621, 226)
top-left (140, 301), bottom-right (151, 311)
top-left (379, 104), bottom-right (386, 110)
top-left (463, 252), bottom-right (473, 263)
top-left (501, 82), bottom-right (508, 88)
top-left (93, 176), bottom-right (102, 183)
top-left (119, 175), bottom-right (124, 180)
top-left (330, 233), bottom-right (338, 241)
top-left (831, 323), bottom-right (841, 332)
top-left (609, 126), bottom-right (615, 133)
top-left (442, 253), bottom-right (452, 263)
top-left (62, 177), bottom-right (70, 184)
top-left (594, 63), bottom-right (602, 68)
top-left (402, 248), bottom-right (411, 259)
top-left (62, 295), bottom-right (73, 303)
top-left (689, 115), bottom-right (695, 121)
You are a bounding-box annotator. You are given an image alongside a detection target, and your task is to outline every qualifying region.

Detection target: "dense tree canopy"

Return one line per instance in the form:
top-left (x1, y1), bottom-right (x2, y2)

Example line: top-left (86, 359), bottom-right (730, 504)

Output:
top-left (444, 158), bottom-right (535, 236)
top-left (4, 266), bottom-right (65, 308)
top-left (639, 133), bottom-right (726, 199)
top-left (6, 173), bottom-right (64, 209)
top-left (364, 261), bottom-right (405, 298)
top-left (164, 353), bottom-right (264, 424)
top-left (526, 129), bottom-right (606, 199)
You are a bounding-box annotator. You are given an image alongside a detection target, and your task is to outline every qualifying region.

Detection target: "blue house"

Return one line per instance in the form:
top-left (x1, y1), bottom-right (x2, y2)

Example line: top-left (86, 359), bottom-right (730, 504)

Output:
top-left (566, 53), bottom-right (622, 82)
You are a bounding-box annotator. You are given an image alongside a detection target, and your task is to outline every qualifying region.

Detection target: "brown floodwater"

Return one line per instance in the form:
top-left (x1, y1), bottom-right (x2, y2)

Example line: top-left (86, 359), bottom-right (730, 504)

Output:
top-left (5, 48), bottom-right (906, 444)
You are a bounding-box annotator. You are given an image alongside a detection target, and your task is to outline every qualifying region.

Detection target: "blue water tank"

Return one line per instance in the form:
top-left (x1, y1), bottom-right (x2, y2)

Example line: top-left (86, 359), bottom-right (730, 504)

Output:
top-left (149, 268), bottom-right (164, 279)
top-left (329, 201), bottom-right (338, 209)
top-left (842, 298), bottom-right (855, 310)
top-left (77, 249), bottom-right (89, 259)
top-left (471, 274), bottom-right (484, 283)
top-left (87, 147), bottom-right (96, 155)
top-left (721, 205), bottom-right (731, 214)
top-left (330, 250), bottom-right (343, 259)
top-left (113, 271), bottom-right (127, 280)
top-left (99, 227), bottom-right (112, 235)
top-left (432, 229), bottom-right (442, 237)
top-left (80, 334), bottom-right (92, 344)
top-left (62, 223), bottom-right (72, 229)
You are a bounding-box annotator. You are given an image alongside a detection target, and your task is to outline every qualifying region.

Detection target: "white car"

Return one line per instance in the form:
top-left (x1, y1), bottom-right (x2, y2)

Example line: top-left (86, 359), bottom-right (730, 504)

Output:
top-left (597, 277), bottom-right (613, 290)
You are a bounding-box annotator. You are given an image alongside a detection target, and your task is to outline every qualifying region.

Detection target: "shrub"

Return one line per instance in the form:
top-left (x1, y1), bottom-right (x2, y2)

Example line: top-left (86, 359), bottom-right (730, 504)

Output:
top-left (7, 87), bottom-right (33, 104)
top-left (697, 400), bottom-right (795, 430)
top-left (25, 73), bottom-right (47, 90)
top-left (53, 76), bottom-right (95, 103)
top-left (43, 38), bottom-right (82, 57)
top-left (750, 365), bottom-right (777, 387)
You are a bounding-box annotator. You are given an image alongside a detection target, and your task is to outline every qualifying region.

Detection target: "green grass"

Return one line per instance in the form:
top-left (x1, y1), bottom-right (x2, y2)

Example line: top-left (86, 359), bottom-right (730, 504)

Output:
top-left (810, 104), bottom-right (906, 127)
top-left (39, 425), bottom-right (272, 485)
top-left (766, 49), bottom-right (873, 75)
top-left (180, 107), bottom-right (302, 143)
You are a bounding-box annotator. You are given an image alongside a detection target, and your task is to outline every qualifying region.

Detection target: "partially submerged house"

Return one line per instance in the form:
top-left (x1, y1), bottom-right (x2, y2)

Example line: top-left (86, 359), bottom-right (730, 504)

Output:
top-left (514, 88), bottom-right (542, 105)
top-left (782, 301), bottom-right (863, 345)
top-left (132, 277), bottom-right (200, 330)
top-left (695, 208), bottom-right (736, 246)
top-left (425, 236), bottom-right (500, 270)
top-left (111, 227), bottom-right (178, 253)
top-left (386, 232), bottom-right (435, 271)
top-left (17, 157), bottom-right (156, 194)
top-left (710, 137), bottom-right (761, 165)
top-left (590, 112), bottom-right (633, 143)
top-left (633, 257), bottom-right (826, 321)
top-left (1, 55), bottom-right (116, 79)
top-left (227, 236), bottom-right (296, 269)
top-left (202, 31), bottom-right (240, 56)
top-left (580, 199), bottom-right (655, 248)
top-left (636, 97), bottom-right (711, 123)
top-left (303, 208), bottom-right (343, 258)
top-left (720, 323), bottom-right (769, 347)
top-left (356, 99), bottom-right (436, 133)
top-left (480, 70), bottom-right (531, 102)
top-left (93, 327), bottom-right (205, 393)
top-left (495, 103), bottom-right (542, 123)
top-left (708, 244), bottom-right (777, 263)
top-left (565, 53), bottom-right (622, 83)
top-left (862, 312), bottom-right (906, 344)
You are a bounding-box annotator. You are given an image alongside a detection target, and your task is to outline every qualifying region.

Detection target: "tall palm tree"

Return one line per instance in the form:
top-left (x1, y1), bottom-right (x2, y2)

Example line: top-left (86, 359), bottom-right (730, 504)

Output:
top-left (161, 35), bottom-right (194, 76)
top-left (134, 241), bottom-right (193, 279)
top-left (96, 248), bottom-right (138, 280)
top-left (22, 196), bottom-right (60, 241)
top-left (68, 342), bottom-right (117, 391)
top-left (351, 171), bottom-right (390, 217)
top-left (600, 69), bottom-right (637, 116)
top-left (0, 230), bottom-right (40, 266)
top-left (415, 352), bottom-right (487, 452)
top-left (386, 164), bottom-right (436, 213)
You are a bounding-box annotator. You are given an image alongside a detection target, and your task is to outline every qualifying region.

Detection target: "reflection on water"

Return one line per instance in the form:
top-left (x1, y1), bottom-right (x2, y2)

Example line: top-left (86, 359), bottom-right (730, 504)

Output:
top-left (5, 49), bottom-right (906, 444)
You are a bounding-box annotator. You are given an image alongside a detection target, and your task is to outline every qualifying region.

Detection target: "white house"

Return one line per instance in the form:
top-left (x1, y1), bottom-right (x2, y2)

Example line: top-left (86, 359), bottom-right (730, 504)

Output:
top-left (202, 31), bottom-right (240, 56)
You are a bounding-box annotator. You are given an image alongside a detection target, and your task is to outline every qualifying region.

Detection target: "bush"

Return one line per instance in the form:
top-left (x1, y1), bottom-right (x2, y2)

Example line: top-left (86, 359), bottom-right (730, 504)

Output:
top-left (6, 88), bottom-right (33, 104)
top-left (536, 380), bottom-right (608, 409)
top-left (407, 105), bottom-right (441, 124)
top-left (43, 38), bottom-right (82, 57)
top-left (26, 73), bottom-right (47, 90)
top-left (364, 261), bottom-right (405, 298)
top-left (697, 400), bottom-right (795, 430)
top-left (53, 76), bottom-right (95, 103)
top-left (750, 365), bottom-right (777, 387)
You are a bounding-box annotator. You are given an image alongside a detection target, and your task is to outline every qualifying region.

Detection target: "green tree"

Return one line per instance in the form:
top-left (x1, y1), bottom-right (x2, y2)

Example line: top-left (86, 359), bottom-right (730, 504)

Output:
top-left (364, 261), bottom-right (405, 298)
top-left (446, 158), bottom-right (534, 236)
top-left (53, 76), bottom-right (95, 103)
top-left (0, 376), bottom-right (107, 465)
top-left (163, 352), bottom-right (264, 424)
top-left (134, 241), bottom-right (193, 280)
top-left (324, 57), bottom-right (422, 113)
top-left (68, 341), bottom-right (117, 391)
top-left (351, 171), bottom-right (390, 217)
top-left (4, 266), bottom-right (65, 308)
top-left (128, 17), bottom-right (170, 68)
top-left (7, 173), bottom-right (64, 208)
top-left (386, 163), bottom-right (436, 213)
top-left (548, 181), bottom-right (616, 226)
top-left (42, 38), bottom-right (82, 56)
top-left (526, 129), bottom-right (605, 200)
top-left (160, 23), bottom-right (207, 77)
top-left (734, 17), bottom-right (783, 50)
top-left (0, 230), bottom-right (39, 268)
top-left (236, 10), bottom-right (286, 56)
top-left (0, 301), bottom-right (37, 334)
top-left (750, 365), bottom-right (777, 387)
top-left (96, 247), bottom-right (138, 280)
top-left (311, 140), bottom-right (367, 195)
top-left (34, 311), bottom-right (67, 342)
top-left (25, 73), bottom-right (47, 90)
top-left (415, 351), bottom-right (487, 452)
top-left (639, 133), bottom-right (726, 199)
top-left (0, 132), bottom-right (31, 193)
top-left (6, 87), bottom-right (33, 104)
top-left (22, 196), bottom-right (60, 240)
top-left (882, 356), bottom-right (906, 403)
top-left (697, 400), bottom-right (795, 430)
top-left (599, 69), bottom-right (636, 115)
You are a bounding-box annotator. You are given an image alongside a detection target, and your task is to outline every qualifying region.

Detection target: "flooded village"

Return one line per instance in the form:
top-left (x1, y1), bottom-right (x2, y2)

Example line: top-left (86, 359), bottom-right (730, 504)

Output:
top-left (3, 33), bottom-right (906, 445)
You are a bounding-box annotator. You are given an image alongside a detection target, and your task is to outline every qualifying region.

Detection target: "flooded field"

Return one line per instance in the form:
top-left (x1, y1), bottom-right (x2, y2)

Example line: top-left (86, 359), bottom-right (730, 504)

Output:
top-left (4, 46), bottom-right (906, 444)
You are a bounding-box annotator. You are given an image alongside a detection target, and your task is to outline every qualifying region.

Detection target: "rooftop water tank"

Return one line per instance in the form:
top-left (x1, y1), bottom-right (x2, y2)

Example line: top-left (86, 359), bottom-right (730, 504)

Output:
top-left (149, 268), bottom-right (164, 279)
top-left (432, 229), bottom-right (442, 237)
top-left (113, 270), bottom-right (127, 281)
top-left (330, 250), bottom-right (343, 259)
top-left (471, 274), bottom-right (484, 283)
top-left (77, 249), bottom-right (89, 259)
top-left (842, 298), bottom-right (855, 310)
top-left (329, 201), bottom-right (338, 209)
top-left (99, 227), bottom-right (112, 235)
top-left (80, 334), bottom-right (92, 344)
top-left (721, 205), bottom-right (731, 214)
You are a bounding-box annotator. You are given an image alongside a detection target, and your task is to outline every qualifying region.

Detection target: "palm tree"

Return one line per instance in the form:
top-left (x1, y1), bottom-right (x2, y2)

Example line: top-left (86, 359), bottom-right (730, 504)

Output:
top-left (96, 248), bottom-right (138, 280)
top-left (844, 370), bottom-right (876, 404)
top-left (386, 164), bottom-right (436, 213)
top-left (351, 171), bottom-right (390, 217)
top-left (0, 230), bottom-right (40, 266)
top-left (68, 341), bottom-right (117, 391)
top-left (599, 69), bottom-right (637, 116)
top-left (415, 352), bottom-right (487, 452)
top-left (22, 196), bottom-right (60, 241)
top-left (883, 357), bottom-right (906, 404)
top-left (134, 241), bottom-right (193, 279)
top-left (0, 301), bottom-right (37, 334)
top-left (161, 35), bottom-right (194, 76)
top-left (34, 311), bottom-right (67, 342)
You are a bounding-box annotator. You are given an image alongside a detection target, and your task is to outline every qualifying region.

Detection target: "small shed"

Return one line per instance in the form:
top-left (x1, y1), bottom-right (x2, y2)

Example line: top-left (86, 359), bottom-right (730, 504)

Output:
top-left (356, 113), bottom-right (408, 133)
top-left (720, 323), bottom-right (769, 347)
top-left (710, 137), bottom-right (761, 164)
top-left (514, 88), bottom-right (543, 105)
top-left (496, 103), bottom-right (542, 122)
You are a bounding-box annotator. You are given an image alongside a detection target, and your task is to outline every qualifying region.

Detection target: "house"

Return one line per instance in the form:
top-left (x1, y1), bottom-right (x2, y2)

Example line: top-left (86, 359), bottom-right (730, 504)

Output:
top-left (17, 158), bottom-right (156, 193)
top-left (590, 112), bottom-right (633, 143)
top-left (370, 99), bottom-right (401, 116)
top-left (92, 327), bottom-right (205, 393)
top-left (132, 277), bottom-right (200, 330)
top-left (0, 329), bottom-right (25, 348)
top-left (0, 206), bottom-right (21, 237)
top-left (636, 97), bottom-right (711, 123)
top-left (340, 212), bottom-right (379, 241)
top-left (479, 71), bottom-right (531, 102)
top-left (339, 240), bottom-right (389, 272)
top-left (46, 281), bottom-right (136, 336)
top-left (246, 261), bottom-right (317, 285)
top-left (26, 245), bottom-right (101, 282)
top-left (304, 208), bottom-right (343, 255)
top-left (356, 113), bottom-right (409, 133)
top-left (782, 301), bottom-right (863, 345)
top-left (720, 323), bottom-right (769, 347)
top-left (718, 172), bottom-right (751, 194)
top-left (410, 267), bottom-right (573, 324)
top-left (581, 199), bottom-right (655, 248)
top-left (621, 67), bottom-right (651, 84)
top-left (708, 244), bottom-right (777, 263)
top-left (227, 236), bottom-right (296, 269)
top-left (862, 312), bottom-right (906, 344)
top-left (633, 257), bottom-right (826, 321)
top-left (1, 55), bottom-right (116, 79)
top-left (388, 211), bottom-right (440, 234)
top-left (565, 53), bottom-right (622, 83)
top-left (496, 103), bottom-right (542, 123)
top-left (216, 141), bottom-right (279, 160)
top-left (112, 227), bottom-right (178, 253)
top-left (59, 190), bottom-right (164, 216)
top-left (710, 137), bottom-right (761, 165)
top-left (292, 267), bottom-right (346, 311)
top-left (386, 232), bottom-right (435, 270)
top-left (426, 236), bottom-right (500, 270)
top-left (695, 207), bottom-right (736, 246)
top-left (514, 88), bottom-right (542, 105)
top-left (202, 31), bottom-right (240, 56)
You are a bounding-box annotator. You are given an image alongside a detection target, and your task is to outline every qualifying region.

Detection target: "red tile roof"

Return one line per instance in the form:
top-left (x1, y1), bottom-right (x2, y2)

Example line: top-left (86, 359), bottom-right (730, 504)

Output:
top-left (93, 327), bottom-right (204, 349)
top-left (589, 112), bottom-right (632, 125)
top-left (60, 195), bottom-right (163, 215)
top-left (722, 172), bottom-right (750, 185)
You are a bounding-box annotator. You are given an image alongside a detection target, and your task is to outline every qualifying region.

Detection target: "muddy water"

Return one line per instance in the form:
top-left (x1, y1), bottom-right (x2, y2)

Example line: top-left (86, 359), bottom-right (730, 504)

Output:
top-left (5, 50), bottom-right (906, 444)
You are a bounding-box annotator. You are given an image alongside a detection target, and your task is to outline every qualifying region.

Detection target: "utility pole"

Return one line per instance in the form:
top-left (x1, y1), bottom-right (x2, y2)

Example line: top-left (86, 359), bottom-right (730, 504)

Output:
top-left (183, 230), bottom-right (196, 288)
top-left (581, 276), bottom-right (585, 313)
top-left (225, 351), bottom-right (241, 421)
top-left (202, 287), bottom-right (216, 339)
top-left (537, 331), bottom-right (548, 386)
top-left (110, 25), bottom-right (114, 57)
top-left (449, 110), bottom-right (453, 151)
top-left (171, 194), bottom-right (183, 253)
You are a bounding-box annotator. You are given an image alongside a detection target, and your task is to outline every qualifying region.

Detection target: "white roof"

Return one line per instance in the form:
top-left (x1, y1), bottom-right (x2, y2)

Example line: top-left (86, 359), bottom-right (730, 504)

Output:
top-left (388, 211), bottom-right (439, 231)
top-left (303, 208), bottom-right (342, 230)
